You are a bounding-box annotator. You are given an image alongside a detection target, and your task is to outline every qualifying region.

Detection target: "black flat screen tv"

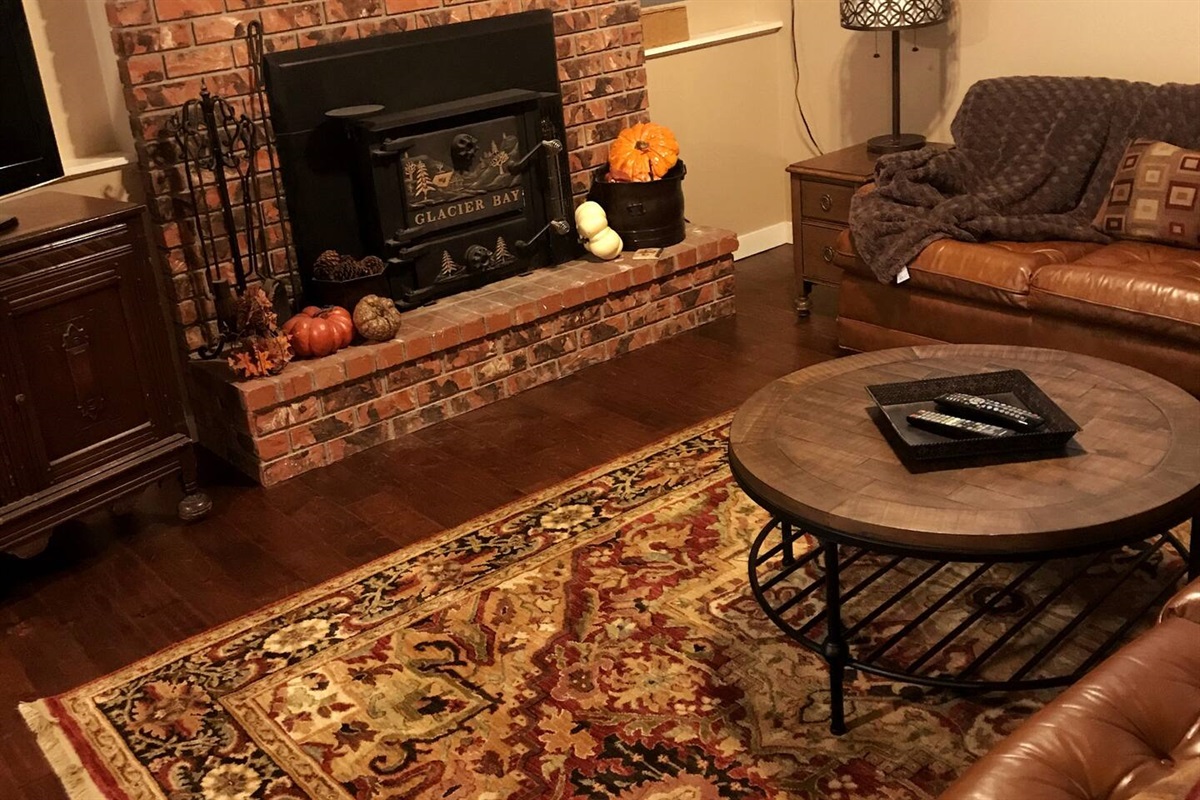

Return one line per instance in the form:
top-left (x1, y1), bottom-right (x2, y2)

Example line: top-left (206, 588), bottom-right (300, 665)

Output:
top-left (0, 0), bottom-right (62, 197)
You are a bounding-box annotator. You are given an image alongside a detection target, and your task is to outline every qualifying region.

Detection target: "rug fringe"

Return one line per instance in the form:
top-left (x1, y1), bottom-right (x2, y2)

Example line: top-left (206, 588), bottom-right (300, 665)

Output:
top-left (19, 701), bottom-right (111, 800)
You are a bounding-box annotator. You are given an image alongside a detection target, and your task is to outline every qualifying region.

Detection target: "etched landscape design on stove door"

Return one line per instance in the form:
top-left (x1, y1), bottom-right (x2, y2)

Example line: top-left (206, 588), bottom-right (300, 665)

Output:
top-left (400, 118), bottom-right (525, 237)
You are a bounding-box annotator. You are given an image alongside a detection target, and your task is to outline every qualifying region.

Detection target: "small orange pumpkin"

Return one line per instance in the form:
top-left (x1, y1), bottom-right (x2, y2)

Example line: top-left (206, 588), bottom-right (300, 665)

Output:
top-left (316, 306), bottom-right (355, 348)
top-left (283, 306), bottom-right (353, 358)
top-left (607, 122), bottom-right (679, 182)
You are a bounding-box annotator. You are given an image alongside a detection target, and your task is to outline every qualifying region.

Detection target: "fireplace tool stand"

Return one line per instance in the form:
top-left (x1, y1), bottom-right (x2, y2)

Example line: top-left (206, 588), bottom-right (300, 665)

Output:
top-left (167, 21), bottom-right (298, 358)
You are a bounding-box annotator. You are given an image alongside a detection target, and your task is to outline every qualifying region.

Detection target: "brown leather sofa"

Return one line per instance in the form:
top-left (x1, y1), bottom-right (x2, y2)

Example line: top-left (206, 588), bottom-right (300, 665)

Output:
top-left (832, 231), bottom-right (1200, 396)
top-left (937, 577), bottom-right (1200, 800)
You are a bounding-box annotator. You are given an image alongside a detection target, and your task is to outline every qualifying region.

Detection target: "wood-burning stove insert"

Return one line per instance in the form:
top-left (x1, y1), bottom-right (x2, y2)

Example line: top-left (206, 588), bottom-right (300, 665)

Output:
top-left (339, 89), bottom-right (570, 308)
top-left (262, 12), bottom-right (579, 311)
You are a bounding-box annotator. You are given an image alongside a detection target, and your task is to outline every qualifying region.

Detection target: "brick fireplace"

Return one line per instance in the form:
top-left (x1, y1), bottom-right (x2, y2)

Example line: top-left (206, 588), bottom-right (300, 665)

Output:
top-left (106, 0), bottom-right (650, 354)
top-left (106, 0), bottom-right (739, 485)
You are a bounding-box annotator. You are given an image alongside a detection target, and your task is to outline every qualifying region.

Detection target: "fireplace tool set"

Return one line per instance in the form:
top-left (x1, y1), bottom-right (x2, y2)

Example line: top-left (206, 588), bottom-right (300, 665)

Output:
top-left (167, 21), bottom-right (298, 358)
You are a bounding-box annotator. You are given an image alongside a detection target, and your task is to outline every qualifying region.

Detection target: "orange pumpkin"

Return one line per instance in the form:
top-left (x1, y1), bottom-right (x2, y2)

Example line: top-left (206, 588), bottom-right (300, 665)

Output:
top-left (283, 306), bottom-right (353, 358)
top-left (607, 122), bottom-right (679, 182)
top-left (319, 306), bottom-right (355, 348)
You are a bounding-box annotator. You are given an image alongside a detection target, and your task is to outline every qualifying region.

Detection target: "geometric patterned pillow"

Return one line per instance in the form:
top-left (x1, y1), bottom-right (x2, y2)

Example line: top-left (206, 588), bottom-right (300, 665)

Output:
top-left (1093, 138), bottom-right (1200, 250)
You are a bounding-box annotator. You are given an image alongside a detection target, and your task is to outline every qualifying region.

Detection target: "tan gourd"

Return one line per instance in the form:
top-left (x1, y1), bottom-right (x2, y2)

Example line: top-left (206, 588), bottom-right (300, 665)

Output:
top-left (586, 227), bottom-right (623, 260)
top-left (574, 201), bottom-right (609, 239)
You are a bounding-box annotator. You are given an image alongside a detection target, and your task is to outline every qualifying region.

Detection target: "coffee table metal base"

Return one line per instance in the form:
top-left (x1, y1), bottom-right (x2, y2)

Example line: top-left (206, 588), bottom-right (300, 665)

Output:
top-left (748, 516), bottom-right (1192, 735)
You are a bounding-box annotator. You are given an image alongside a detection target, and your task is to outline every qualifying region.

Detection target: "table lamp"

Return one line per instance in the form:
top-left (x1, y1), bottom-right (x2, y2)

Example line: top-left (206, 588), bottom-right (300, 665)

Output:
top-left (840, 0), bottom-right (949, 154)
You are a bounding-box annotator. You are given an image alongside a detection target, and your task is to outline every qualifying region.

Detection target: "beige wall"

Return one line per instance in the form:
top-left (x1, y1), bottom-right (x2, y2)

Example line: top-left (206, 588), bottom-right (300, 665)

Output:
top-left (21, 0), bottom-right (137, 200)
top-left (22, 0), bottom-right (1200, 213)
top-left (644, 0), bottom-right (793, 248)
top-left (646, 0), bottom-right (1200, 246)
top-left (645, 28), bottom-right (789, 245)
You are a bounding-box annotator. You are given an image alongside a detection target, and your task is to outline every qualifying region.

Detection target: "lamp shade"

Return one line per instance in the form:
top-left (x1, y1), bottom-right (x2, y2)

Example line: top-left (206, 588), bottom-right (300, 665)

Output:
top-left (840, 0), bottom-right (948, 31)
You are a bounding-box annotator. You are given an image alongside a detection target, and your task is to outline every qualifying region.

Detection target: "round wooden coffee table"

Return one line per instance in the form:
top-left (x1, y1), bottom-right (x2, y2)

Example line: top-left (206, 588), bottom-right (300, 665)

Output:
top-left (730, 345), bottom-right (1200, 734)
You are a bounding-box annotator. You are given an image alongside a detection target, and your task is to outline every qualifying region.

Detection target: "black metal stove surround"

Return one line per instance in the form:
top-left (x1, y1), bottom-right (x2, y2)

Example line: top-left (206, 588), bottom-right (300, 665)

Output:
top-left (263, 11), bottom-right (579, 308)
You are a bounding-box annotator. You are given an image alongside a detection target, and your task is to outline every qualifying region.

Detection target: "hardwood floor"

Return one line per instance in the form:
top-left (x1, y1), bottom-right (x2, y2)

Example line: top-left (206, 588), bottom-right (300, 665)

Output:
top-left (0, 245), bottom-right (841, 799)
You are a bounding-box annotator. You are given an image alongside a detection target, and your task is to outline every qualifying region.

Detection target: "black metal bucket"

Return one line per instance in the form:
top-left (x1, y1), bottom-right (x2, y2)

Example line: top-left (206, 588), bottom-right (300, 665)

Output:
top-left (587, 161), bottom-right (686, 249)
top-left (307, 271), bottom-right (391, 311)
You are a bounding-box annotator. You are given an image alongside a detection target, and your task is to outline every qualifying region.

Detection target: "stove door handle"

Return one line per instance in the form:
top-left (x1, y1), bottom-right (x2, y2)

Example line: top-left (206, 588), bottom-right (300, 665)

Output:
top-left (505, 138), bottom-right (563, 176)
top-left (385, 226), bottom-right (422, 249)
top-left (515, 220), bottom-right (571, 253)
top-left (371, 136), bottom-right (415, 161)
top-left (390, 242), bottom-right (431, 261)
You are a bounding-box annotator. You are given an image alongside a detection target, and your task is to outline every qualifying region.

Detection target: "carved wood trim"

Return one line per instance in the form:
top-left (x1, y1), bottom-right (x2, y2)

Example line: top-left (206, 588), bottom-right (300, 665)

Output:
top-left (62, 321), bottom-right (106, 422)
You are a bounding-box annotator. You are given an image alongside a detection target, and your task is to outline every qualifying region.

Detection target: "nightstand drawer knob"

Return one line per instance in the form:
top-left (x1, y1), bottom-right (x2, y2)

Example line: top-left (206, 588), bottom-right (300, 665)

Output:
top-left (819, 193), bottom-right (833, 212)
top-left (822, 245), bottom-right (835, 263)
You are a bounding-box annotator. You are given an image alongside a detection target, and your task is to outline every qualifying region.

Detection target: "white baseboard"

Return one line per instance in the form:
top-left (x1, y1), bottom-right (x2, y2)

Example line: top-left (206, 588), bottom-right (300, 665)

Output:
top-left (733, 221), bottom-right (791, 261)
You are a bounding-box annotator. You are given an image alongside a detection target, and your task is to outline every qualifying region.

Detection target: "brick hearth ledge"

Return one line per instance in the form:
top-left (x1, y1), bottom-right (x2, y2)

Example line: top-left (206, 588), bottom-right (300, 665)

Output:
top-left (187, 226), bottom-right (737, 485)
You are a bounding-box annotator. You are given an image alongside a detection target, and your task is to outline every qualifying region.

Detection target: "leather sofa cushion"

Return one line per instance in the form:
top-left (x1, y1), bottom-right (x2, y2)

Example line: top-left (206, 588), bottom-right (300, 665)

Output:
top-left (1030, 242), bottom-right (1200, 344)
top-left (834, 229), bottom-right (1102, 308)
top-left (938, 615), bottom-right (1200, 800)
top-left (908, 240), bottom-right (1102, 308)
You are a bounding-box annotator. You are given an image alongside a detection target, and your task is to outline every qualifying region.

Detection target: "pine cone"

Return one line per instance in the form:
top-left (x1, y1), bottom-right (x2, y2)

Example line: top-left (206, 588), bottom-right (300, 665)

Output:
top-left (313, 249), bottom-right (344, 280)
top-left (313, 249), bottom-right (386, 281)
top-left (337, 254), bottom-right (358, 280)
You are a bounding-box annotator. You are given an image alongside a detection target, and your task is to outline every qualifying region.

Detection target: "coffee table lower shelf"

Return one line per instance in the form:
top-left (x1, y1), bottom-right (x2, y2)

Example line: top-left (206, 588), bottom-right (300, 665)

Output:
top-left (747, 517), bottom-right (1191, 735)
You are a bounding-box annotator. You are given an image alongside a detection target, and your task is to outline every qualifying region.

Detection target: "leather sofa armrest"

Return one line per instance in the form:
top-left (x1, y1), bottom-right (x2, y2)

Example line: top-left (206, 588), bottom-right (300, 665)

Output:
top-left (832, 183), bottom-right (877, 278)
top-left (1160, 577), bottom-right (1200, 625)
top-left (832, 229), bottom-right (874, 278)
top-left (936, 616), bottom-right (1200, 800)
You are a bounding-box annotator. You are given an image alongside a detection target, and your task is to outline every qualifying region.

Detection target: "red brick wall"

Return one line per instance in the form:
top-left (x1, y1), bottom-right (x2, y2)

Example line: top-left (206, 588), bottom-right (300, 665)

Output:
top-left (104, 0), bottom-right (650, 354)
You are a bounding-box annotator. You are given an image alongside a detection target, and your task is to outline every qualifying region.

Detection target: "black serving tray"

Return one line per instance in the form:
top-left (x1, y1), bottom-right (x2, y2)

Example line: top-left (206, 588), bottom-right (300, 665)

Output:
top-left (865, 370), bottom-right (1080, 461)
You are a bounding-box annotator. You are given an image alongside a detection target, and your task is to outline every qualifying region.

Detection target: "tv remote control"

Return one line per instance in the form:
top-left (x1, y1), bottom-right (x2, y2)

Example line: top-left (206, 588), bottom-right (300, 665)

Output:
top-left (934, 392), bottom-right (1044, 431)
top-left (906, 410), bottom-right (1015, 439)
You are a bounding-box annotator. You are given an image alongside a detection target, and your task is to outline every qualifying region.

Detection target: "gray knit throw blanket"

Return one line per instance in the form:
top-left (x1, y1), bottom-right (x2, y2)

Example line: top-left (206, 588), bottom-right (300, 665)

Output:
top-left (849, 76), bottom-right (1200, 283)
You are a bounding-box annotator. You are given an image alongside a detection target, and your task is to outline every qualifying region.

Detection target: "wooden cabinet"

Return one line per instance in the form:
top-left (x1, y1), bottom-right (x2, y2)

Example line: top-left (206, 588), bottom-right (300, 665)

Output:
top-left (0, 191), bottom-right (209, 557)
top-left (787, 142), bottom-right (951, 316)
top-left (786, 144), bottom-right (879, 317)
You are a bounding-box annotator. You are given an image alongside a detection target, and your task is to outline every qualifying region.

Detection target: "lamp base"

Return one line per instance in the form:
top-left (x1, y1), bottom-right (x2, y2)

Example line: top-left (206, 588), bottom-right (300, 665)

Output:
top-left (866, 133), bottom-right (927, 155)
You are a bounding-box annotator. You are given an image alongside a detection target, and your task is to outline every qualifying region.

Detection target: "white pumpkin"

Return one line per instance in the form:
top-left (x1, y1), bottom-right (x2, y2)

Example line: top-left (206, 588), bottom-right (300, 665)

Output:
top-left (574, 201), bottom-right (609, 239)
top-left (586, 227), bottom-right (623, 260)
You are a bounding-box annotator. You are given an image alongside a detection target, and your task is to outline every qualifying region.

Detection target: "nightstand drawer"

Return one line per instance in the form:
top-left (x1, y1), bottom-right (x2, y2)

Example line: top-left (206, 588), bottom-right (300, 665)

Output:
top-left (800, 223), bottom-right (845, 285)
top-left (800, 180), bottom-right (856, 224)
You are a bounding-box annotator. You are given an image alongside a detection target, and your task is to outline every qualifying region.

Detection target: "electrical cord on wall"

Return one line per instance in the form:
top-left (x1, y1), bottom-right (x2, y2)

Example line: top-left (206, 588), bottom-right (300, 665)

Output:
top-left (789, 0), bottom-right (824, 155)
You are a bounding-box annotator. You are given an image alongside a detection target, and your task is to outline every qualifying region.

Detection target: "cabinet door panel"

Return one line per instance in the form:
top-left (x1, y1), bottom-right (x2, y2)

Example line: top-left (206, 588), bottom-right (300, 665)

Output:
top-left (0, 430), bottom-right (22, 504)
top-left (0, 244), bottom-right (156, 484)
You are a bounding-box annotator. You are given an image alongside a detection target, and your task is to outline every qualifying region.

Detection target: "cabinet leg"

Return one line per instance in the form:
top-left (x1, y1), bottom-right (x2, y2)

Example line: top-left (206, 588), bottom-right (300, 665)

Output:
top-left (8, 534), bottom-right (52, 559)
top-left (177, 449), bottom-right (212, 522)
top-left (796, 281), bottom-right (812, 318)
top-left (109, 493), bottom-right (137, 518)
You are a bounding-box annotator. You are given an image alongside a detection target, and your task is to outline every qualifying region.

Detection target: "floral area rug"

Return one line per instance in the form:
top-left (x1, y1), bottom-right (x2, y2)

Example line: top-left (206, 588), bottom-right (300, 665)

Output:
top-left (22, 414), bottom-right (1190, 800)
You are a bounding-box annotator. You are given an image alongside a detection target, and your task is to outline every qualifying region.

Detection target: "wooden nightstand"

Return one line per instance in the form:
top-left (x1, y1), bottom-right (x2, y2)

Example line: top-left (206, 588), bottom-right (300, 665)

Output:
top-left (786, 143), bottom-right (879, 317)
